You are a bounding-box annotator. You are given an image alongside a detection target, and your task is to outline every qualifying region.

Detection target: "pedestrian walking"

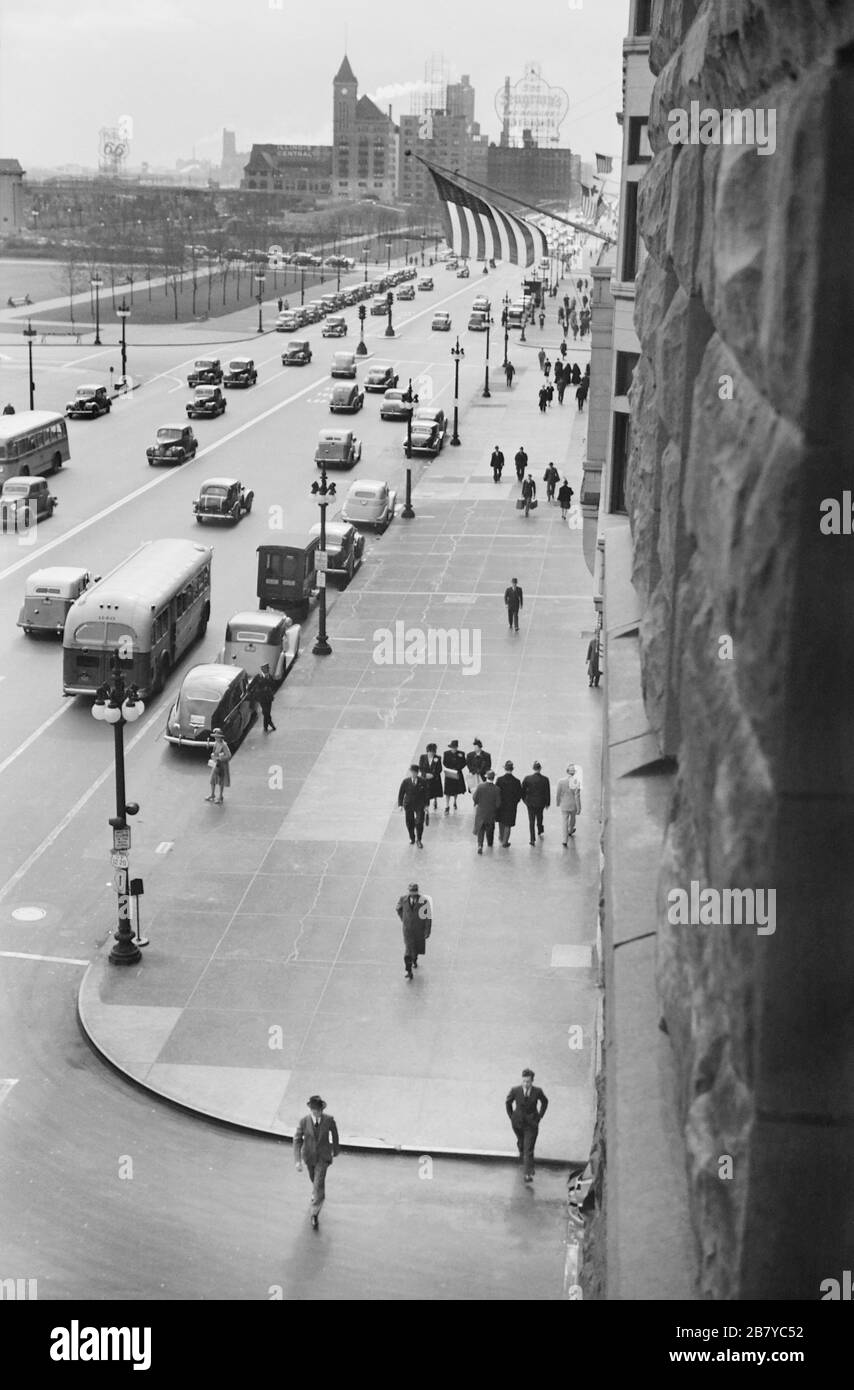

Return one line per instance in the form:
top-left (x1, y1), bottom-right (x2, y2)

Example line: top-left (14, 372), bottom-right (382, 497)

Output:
top-left (564, 294), bottom-right (571, 316)
top-left (556, 376), bottom-right (567, 404)
top-left (538, 309), bottom-right (545, 330)
top-left (586, 630), bottom-right (601, 687)
top-left (504, 577), bottom-right (523, 631)
top-left (396, 881), bottom-right (432, 980)
top-left (254, 663), bottom-right (277, 732)
top-left (418, 742), bottom-right (443, 820)
top-left (514, 446), bottom-right (528, 483)
top-left (490, 445), bottom-right (505, 482)
top-left (2, 403), bottom-right (14, 415)
top-left (520, 473), bottom-right (537, 517)
top-left (473, 771), bottom-right (501, 853)
top-left (277, 296), bottom-right (284, 313)
top-left (398, 764), bottom-right (428, 846)
top-left (294, 1095), bottom-right (340, 1229)
top-left (571, 363), bottom-right (581, 386)
top-left (205, 730), bottom-right (231, 804)
top-left (556, 764), bottom-right (583, 844)
top-left (505, 1069), bottom-right (549, 1182)
top-left (557, 479), bottom-right (574, 519)
top-left (521, 761), bottom-right (551, 844)
top-left (496, 760), bottom-right (523, 847)
top-left (465, 737), bottom-right (491, 793)
top-left (543, 463), bottom-right (560, 503)
top-left (537, 347), bottom-right (546, 372)
top-left (442, 739), bottom-right (467, 812)
top-left (545, 381), bottom-right (554, 408)
top-left (559, 339), bottom-right (567, 359)
top-left (538, 386), bottom-right (547, 413)
top-left (576, 380), bottom-right (588, 411)
top-left (543, 356), bottom-right (552, 379)
top-left (557, 306), bottom-right (564, 328)
top-left (504, 359), bottom-right (515, 388)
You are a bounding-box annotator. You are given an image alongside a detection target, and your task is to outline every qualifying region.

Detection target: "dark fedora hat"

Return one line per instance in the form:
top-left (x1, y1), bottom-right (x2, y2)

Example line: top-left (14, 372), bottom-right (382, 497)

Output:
top-left (307, 1095), bottom-right (327, 1110)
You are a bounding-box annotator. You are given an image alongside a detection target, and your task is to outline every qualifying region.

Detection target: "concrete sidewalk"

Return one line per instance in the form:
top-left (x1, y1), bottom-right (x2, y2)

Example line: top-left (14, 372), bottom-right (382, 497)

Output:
top-left (77, 348), bottom-right (601, 1165)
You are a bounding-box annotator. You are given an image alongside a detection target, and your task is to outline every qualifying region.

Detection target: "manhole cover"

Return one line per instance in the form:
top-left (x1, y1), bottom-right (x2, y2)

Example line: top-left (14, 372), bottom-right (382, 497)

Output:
top-left (11, 906), bottom-right (46, 922)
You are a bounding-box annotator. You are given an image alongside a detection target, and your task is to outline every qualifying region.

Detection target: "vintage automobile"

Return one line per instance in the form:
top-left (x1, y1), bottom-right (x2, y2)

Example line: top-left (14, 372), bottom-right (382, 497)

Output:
top-left (322, 315), bottom-right (348, 338)
top-left (186, 386), bottom-right (227, 419)
top-left (0, 477), bottom-right (58, 530)
top-left (445, 259), bottom-right (459, 271)
top-left (307, 520), bottom-right (365, 586)
top-left (432, 311), bottom-right (452, 332)
top-left (165, 664), bottom-right (255, 751)
top-left (302, 303), bottom-right (323, 323)
top-left (217, 609), bottom-right (300, 682)
top-left (65, 384), bottom-right (111, 419)
top-left (407, 407), bottom-right (448, 456)
top-left (370, 298), bottom-right (389, 316)
top-left (364, 364), bottom-right (399, 393)
top-left (396, 284), bottom-right (415, 301)
top-left (329, 382), bottom-right (364, 414)
top-left (193, 477), bottom-right (254, 525)
top-left (223, 357), bottom-right (258, 388)
top-left (146, 424), bottom-right (198, 466)
top-left (417, 277), bottom-right (434, 291)
top-left (257, 536), bottom-right (319, 618)
top-left (17, 566), bottom-right (97, 637)
top-left (457, 264), bottom-right (471, 278)
top-left (187, 358), bottom-right (223, 387)
top-left (340, 478), bottom-right (397, 533)
top-left (314, 427), bottom-right (361, 469)
top-left (379, 388), bottom-right (413, 421)
top-left (472, 295), bottom-right (491, 314)
top-left (282, 339), bottom-right (312, 366)
top-left (468, 311), bottom-right (489, 332)
top-left (276, 311), bottom-right (300, 332)
top-left (330, 351), bottom-right (357, 379)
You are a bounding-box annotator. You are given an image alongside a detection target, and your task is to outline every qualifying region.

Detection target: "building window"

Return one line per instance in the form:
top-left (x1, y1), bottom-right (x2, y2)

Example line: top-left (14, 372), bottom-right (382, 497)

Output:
top-left (610, 411), bottom-right (631, 514)
top-left (628, 117), bottom-right (652, 163)
top-left (633, 0), bottom-right (652, 34)
top-left (621, 181), bottom-right (640, 282)
top-left (615, 351), bottom-right (639, 397)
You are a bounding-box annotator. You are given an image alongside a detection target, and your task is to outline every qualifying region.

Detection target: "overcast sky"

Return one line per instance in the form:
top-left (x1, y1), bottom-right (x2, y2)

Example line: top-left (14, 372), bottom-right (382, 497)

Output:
top-left (1, 0), bottom-right (627, 170)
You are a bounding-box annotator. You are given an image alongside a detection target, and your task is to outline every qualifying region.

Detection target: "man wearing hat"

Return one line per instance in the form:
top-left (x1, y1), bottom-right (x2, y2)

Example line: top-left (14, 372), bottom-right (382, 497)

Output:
top-left (521, 761), bottom-right (551, 845)
top-left (505, 1068), bottom-right (549, 1182)
top-left (294, 1095), bottom-right (340, 1229)
top-left (254, 662), bottom-right (276, 733)
top-left (504, 578), bottom-right (523, 632)
top-left (472, 769), bottom-right (501, 853)
top-left (397, 764), bottom-right (429, 847)
top-left (496, 760), bottom-right (523, 847)
top-left (395, 882), bottom-right (432, 980)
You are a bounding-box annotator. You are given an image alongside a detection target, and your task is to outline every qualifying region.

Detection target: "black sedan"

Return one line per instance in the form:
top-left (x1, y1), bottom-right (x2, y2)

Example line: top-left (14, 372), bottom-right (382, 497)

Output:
top-left (165, 664), bottom-right (255, 752)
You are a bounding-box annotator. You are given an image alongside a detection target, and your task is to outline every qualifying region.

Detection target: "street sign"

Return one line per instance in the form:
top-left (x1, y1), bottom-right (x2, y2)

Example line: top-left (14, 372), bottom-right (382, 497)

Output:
top-left (110, 852), bottom-right (129, 869)
top-left (112, 826), bottom-right (131, 851)
top-left (317, 571), bottom-right (327, 589)
top-left (316, 551), bottom-right (328, 572)
top-left (113, 869), bottom-right (129, 895)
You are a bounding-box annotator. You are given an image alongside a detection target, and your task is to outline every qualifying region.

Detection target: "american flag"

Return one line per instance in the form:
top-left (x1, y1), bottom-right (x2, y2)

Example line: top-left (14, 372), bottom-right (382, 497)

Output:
top-left (580, 183), bottom-right (603, 224)
top-left (426, 165), bottom-right (549, 267)
top-left (595, 153), bottom-right (613, 175)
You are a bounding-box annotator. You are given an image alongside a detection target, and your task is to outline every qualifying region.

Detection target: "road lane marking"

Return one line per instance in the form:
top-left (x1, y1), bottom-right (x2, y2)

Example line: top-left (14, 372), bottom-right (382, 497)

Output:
top-left (0, 702), bottom-right (73, 778)
top-left (0, 1078), bottom-right (19, 1105)
top-left (0, 952), bottom-right (89, 966)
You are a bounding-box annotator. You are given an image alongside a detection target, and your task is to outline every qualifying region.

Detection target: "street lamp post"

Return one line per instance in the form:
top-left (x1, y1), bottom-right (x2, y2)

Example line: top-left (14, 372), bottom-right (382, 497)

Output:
top-left (300, 266), bottom-right (305, 306)
top-left (311, 466), bottom-right (336, 657)
top-left (23, 320), bottom-right (36, 411)
top-left (362, 247), bottom-right (370, 283)
top-left (404, 236), bottom-right (409, 265)
top-left (401, 378), bottom-right (419, 519)
top-left (420, 233), bottom-right (426, 266)
top-left (386, 240), bottom-right (392, 273)
top-left (450, 337), bottom-right (464, 446)
top-left (92, 654), bottom-right (144, 966)
top-left (91, 272), bottom-right (103, 346)
top-left (255, 268), bottom-right (265, 333)
top-left (116, 299), bottom-right (130, 385)
top-left (384, 290), bottom-right (395, 338)
top-left (356, 303), bottom-right (367, 355)
top-left (482, 315), bottom-right (494, 398)
top-left (501, 293), bottom-right (510, 368)
top-left (126, 272), bottom-right (135, 307)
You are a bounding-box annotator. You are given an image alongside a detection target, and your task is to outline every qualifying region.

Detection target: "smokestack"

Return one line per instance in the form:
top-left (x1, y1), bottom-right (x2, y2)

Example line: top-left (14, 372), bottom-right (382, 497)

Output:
top-left (501, 76), bottom-right (511, 148)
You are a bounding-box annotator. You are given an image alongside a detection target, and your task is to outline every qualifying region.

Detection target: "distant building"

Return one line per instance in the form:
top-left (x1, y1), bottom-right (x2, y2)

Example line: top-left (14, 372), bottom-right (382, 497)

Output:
top-left (446, 75), bottom-right (475, 125)
top-left (0, 159), bottom-right (25, 236)
top-left (242, 144), bottom-right (333, 197)
top-left (398, 109), bottom-right (488, 206)
top-left (332, 55), bottom-right (398, 202)
top-left (487, 133), bottom-right (579, 209)
top-left (220, 130), bottom-right (250, 188)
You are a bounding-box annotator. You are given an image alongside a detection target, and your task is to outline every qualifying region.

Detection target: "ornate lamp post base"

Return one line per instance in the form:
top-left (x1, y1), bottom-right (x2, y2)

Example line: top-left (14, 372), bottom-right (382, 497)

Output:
top-left (109, 929), bottom-right (142, 966)
top-left (312, 633), bottom-right (332, 657)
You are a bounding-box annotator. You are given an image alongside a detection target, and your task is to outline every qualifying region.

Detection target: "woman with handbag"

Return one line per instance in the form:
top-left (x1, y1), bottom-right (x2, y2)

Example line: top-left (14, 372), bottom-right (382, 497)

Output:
top-left (442, 739), bottom-right (467, 814)
top-left (205, 729), bottom-right (232, 805)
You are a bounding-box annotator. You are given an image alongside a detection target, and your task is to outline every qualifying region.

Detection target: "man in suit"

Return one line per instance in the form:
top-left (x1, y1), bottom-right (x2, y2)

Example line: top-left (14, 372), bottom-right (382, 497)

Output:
top-left (294, 1094), bottom-right (340, 1228)
top-left (556, 764), bottom-right (582, 844)
top-left (398, 764), bottom-right (428, 847)
top-left (496, 760), bottom-right (523, 847)
top-left (504, 578), bottom-right (523, 632)
top-left (505, 1068), bottom-right (549, 1181)
top-left (521, 761), bottom-right (551, 845)
top-left (514, 446), bottom-right (528, 483)
top-left (396, 881), bottom-right (432, 980)
top-left (472, 770), bottom-right (501, 853)
top-left (254, 662), bottom-right (276, 732)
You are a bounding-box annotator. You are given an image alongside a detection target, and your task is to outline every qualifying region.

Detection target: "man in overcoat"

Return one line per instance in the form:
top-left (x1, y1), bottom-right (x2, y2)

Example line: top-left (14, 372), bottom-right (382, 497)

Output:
top-left (396, 882), bottom-right (432, 980)
top-left (397, 764), bottom-right (429, 847)
top-left (521, 761), bottom-right (551, 844)
top-left (294, 1095), bottom-right (340, 1228)
top-left (496, 760), bottom-right (523, 847)
top-left (472, 770), bottom-right (501, 852)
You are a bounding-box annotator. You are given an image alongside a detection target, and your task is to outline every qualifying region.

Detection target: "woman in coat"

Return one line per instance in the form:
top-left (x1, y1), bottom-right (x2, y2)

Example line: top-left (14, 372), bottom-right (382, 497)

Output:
top-left (396, 882), bottom-right (432, 980)
top-left (206, 729), bottom-right (232, 804)
top-left (442, 739), bottom-right (467, 813)
top-left (418, 742), bottom-right (443, 820)
top-left (558, 479), bottom-right (574, 520)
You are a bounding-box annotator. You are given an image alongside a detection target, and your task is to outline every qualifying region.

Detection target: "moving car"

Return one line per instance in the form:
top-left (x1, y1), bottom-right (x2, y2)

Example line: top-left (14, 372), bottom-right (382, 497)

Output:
top-left (379, 389), bottom-right (413, 421)
top-left (340, 478), bottom-right (397, 532)
top-left (17, 566), bottom-right (96, 637)
top-left (193, 477), bottom-right (254, 524)
top-left (370, 298), bottom-right (389, 316)
top-left (472, 295), bottom-right (491, 314)
top-left (407, 407), bottom-right (448, 456)
top-left (223, 357), bottom-right (257, 388)
top-left (282, 339), bottom-right (312, 366)
top-left (0, 477), bottom-right (58, 530)
top-left (322, 315), bottom-right (348, 338)
top-left (218, 609), bottom-right (300, 682)
top-left (432, 311), bottom-right (452, 332)
top-left (396, 284), bottom-right (415, 301)
top-left (302, 303), bottom-right (322, 323)
top-left (457, 264), bottom-right (470, 278)
top-left (187, 358), bottom-right (223, 387)
top-left (146, 424), bottom-right (198, 466)
top-left (165, 664), bottom-right (254, 751)
top-left (66, 384), bottom-right (111, 419)
top-left (276, 311), bottom-right (300, 332)
top-left (187, 386), bottom-right (227, 419)
top-left (257, 537), bottom-right (319, 617)
top-left (364, 364), bottom-right (398, 393)
top-left (329, 382), bottom-right (364, 414)
top-left (330, 351), bottom-right (357, 379)
top-left (468, 311), bottom-right (489, 331)
top-left (417, 277), bottom-right (434, 291)
top-left (307, 520), bottom-right (365, 586)
top-left (445, 259), bottom-right (459, 271)
top-left (314, 428), bottom-right (361, 469)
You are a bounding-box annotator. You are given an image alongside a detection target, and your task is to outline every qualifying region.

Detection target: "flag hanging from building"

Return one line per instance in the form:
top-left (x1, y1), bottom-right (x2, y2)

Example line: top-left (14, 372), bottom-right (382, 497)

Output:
top-left (581, 183), bottom-right (601, 223)
top-left (595, 153), bottom-right (613, 175)
top-left (425, 163), bottom-right (548, 267)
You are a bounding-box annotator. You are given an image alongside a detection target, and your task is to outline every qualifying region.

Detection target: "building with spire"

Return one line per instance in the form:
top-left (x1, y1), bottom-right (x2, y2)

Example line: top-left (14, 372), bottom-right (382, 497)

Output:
top-left (332, 55), bottom-right (398, 202)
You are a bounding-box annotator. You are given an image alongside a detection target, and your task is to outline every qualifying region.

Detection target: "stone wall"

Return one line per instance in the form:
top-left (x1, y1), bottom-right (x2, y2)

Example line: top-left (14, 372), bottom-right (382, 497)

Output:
top-left (630, 0), bottom-right (854, 1298)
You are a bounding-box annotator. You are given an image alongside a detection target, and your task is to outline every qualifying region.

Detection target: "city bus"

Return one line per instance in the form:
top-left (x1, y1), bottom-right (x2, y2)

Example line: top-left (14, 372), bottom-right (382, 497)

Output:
top-left (0, 410), bottom-right (70, 483)
top-left (62, 539), bottom-right (212, 698)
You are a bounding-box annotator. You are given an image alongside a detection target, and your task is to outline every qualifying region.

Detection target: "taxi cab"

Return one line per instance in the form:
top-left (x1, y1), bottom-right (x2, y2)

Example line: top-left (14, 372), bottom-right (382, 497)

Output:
top-left (314, 428), bottom-right (362, 469)
top-left (218, 609), bottom-right (301, 683)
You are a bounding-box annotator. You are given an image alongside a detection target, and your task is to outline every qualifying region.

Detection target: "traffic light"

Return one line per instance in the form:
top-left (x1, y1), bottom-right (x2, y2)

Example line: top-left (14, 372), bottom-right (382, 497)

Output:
top-left (358, 304), bottom-right (366, 321)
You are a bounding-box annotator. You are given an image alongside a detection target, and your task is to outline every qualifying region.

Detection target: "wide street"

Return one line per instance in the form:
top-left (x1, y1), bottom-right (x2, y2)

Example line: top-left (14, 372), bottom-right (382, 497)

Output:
top-left (0, 255), bottom-right (594, 1300)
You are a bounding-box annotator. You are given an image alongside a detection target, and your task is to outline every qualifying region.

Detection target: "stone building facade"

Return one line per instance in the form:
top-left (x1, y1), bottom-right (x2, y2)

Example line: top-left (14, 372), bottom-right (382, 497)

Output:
top-left (332, 56), bottom-right (398, 203)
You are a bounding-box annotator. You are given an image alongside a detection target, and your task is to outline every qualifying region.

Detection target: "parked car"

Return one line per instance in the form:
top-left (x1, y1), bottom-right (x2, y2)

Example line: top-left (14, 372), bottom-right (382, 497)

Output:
top-left (314, 427), bottom-right (361, 469)
top-left (187, 358), bottom-right (223, 387)
top-left (307, 520), bottom-right (365, 586)
top-left (340, 478), bottom-right (397, 532)
top-left (468, 311), bottom-right (489, 332)
top-left (396, 284), bottom-right (415, 300)
top-left (223, 357), bottom-right (257, 388)
top-left (276, 311), bottom-right (300, 332)
top-left (257, 536), bottom-right (319, 617)
top-left (0, 477), bottom-right (58, 530)
top-left (445, 259), bottom-right (459, 271)
top-left (457, 264), bottom-right (471, 278)
top-left (302, 303), bottom-right (322, 323)
top-left (187, 386), bottom-right (227, 419)
top-left (407, 407), bottom-right (448, 456)
top-left (432, 311), bottom-right (452, 331)
top-left (146, 424), bottom-right (198, 466)
top-left (193, 477), bottom-right (254, 524)
top-left (17, 566), bottom-right (97, 637)
top-left (331, 351), bottom-right (357, 379)
top-left (364, 364), bottom-right (399, 393)
top-left (379, 388), bottom-right (413, 421)
top-left (66, 384), bottom-right (111, 419)
top-left (322, 315), bottom-right (348, 338)
top-left (417, 277), bottom-right (434, 291)
top-left (217, 609), bottom-right (300, 683)
top-left (165, 664), bottom-right (255, 751)
top-left (330, 382), bottom-right (364, 414)
top-left (370, 298), bottom-right (389, 316)
top-left (472, 295), bottom-right (491, 314)
top-left (282, 339), bottom-right (312, 366)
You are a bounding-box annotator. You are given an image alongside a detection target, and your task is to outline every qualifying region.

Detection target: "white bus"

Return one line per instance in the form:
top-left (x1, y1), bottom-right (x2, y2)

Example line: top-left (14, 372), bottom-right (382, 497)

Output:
top-left (0, 410), bottom-right (69, 483)
top-left (62, 539), bottom-right (212, 698)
